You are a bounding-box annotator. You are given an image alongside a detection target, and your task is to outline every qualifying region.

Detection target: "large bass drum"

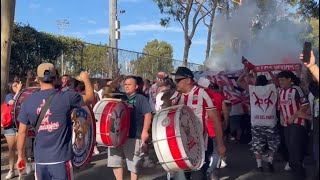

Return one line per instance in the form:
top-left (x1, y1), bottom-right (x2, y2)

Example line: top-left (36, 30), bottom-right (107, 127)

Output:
top-left (12, 87), bottom-right (40, 137)
top-left (70, 106), bottom-right (96, 168)
top-left (93, 98), bottom-right (130, 147)
top-left (152, 105), bottom-right (205, 173)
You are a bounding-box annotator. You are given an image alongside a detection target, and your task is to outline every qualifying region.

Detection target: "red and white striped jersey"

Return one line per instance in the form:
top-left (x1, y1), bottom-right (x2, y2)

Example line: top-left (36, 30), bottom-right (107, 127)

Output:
top-left (170, 86), bottom-right (217, 133)
top-left (279, 85), bottom-right (309, 126)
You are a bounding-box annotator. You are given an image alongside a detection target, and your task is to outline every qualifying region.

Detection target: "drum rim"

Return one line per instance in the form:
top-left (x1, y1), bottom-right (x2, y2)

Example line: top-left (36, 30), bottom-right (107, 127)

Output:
top-left (94, 100), bottom-right (130, 147)
top-left (71, 106), bottom-right (96, 168)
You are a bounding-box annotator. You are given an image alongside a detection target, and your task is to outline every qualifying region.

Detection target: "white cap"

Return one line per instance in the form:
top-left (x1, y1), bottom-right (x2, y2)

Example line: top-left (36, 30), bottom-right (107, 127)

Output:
top-left (197, 77), bottom-right (211, 88)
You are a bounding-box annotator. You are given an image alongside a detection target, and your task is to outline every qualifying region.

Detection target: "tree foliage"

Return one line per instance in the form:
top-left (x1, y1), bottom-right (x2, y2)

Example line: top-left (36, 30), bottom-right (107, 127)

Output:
top-left (132, 39), bottom-right (173, 80)
top-left (82, 43), bottom-right (109, 78)
top-left (154, 0), bottom-right (214, 66)
top-left (10, 23), bottom-right (84, 76)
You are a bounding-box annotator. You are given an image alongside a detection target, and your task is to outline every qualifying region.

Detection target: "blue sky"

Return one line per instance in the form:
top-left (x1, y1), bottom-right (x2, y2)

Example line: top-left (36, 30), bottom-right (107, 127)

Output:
top-left (15, 0), bottom-right (209, 64)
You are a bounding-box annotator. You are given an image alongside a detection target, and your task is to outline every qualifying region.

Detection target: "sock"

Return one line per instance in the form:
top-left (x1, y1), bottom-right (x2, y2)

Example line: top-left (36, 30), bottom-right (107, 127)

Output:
top-left (268, 156), bottom-right (273, 164)
top-left (256, 159), bottom-right (262, 167)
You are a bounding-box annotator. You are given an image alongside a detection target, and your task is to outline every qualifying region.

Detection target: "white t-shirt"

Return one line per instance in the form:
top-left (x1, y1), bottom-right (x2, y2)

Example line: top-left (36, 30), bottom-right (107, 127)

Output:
top-left (94, 89), bottom-right (103, 100)
top-left (155, 91), bottom-right (164, 111)
top-left (249, 84), bottom-right (278, 127)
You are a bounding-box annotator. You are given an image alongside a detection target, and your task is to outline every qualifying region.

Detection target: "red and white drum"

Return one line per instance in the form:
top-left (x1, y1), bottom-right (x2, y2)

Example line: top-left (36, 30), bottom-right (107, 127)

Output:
top-left (152, 105), bottom-right (205, 172)
top-left (12, 87), bottom-right (40, 137)
top-left (93, 98), bottom-right (130, 147)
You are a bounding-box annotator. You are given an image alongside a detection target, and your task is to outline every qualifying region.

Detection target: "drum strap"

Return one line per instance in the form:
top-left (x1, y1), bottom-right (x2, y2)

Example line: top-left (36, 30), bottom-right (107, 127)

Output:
top-left (34, 90), bottom-right (57, 134)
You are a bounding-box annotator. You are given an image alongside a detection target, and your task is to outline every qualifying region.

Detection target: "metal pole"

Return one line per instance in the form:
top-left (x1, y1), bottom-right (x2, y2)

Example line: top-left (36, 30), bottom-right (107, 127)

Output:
top-left (109, 0), bottom-right (118, 77)
top-left (56, 19), bottom-right (70, 75)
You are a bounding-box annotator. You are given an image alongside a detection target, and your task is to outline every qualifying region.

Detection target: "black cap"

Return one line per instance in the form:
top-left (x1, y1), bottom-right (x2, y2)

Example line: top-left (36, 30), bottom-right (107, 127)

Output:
top-left (171, 67), bottom-right (194, 78)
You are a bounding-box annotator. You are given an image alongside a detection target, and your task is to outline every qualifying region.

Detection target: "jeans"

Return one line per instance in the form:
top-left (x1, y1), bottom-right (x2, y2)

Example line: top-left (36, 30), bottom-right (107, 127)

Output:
top-left (284, 124), bottom-right (307, 178)
top-left (313, 116), bottom-right (319, 177)
top-left (206, 137), bottom-right (219, 179)
top-left (184, 137), bottom-right (219, 180)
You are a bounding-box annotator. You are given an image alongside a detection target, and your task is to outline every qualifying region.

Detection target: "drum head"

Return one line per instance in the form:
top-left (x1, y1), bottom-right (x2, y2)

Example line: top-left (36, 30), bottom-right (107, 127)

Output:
top-left (12, 88), bottom-right (39, 136)
top-left (94, 100), bottom-right (130, 147)
top-left (152, 105), bottom-right (205, 172)
top-left (177, 105), bottom-right (204, 169)
top-left (71, 106), bottom-right (96, 168)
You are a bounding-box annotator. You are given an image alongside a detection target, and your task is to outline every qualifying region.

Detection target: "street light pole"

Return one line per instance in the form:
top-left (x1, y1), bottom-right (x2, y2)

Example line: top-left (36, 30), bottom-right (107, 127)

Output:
top-left (56, 19), bottom-right (70, 75)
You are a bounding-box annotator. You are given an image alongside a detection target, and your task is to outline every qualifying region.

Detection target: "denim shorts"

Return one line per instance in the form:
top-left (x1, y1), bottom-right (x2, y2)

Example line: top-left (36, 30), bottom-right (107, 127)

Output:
top-left (2, 127), bottom-right (16, 135)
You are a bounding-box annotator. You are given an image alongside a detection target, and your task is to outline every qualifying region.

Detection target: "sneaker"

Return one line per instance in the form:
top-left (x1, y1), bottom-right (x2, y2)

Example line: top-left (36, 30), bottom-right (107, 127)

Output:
top-left (284, 162), bottom-right (291, 171)
top-left (93, 146), bottom-right (100, 155)
top-left (5, 170), bottom-right (15, 179)
top-left (220, 158), bottom-right (227, 168)
top-left (17, 175), bottom-right (23, 180)
top-left (167, 172), bottom-right (174, 180)
top-left (25, 163), bottom-right (32, 174)
top-left (267, 162), bottom-right (274, 172)
top-left (262, 154), bottom-right (269, 162)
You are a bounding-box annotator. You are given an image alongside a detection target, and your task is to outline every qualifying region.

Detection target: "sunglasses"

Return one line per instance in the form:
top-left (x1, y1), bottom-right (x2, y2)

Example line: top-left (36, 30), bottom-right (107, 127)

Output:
top-left (174, 77), bottom-right (188, 83)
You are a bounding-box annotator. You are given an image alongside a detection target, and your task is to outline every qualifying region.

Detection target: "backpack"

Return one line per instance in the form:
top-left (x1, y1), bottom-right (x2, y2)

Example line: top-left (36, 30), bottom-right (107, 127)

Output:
top-left (1, 103), bottom-right (13, 128)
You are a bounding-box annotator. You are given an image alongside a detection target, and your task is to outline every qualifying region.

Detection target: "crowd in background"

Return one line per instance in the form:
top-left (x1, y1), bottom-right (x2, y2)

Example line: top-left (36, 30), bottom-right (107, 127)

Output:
top-left (1, 50), bottom-right (319, 180)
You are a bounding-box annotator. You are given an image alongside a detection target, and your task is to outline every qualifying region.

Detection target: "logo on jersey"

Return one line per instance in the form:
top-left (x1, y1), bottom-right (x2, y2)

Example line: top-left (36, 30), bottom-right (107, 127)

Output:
top-left (252, 91), bottom-right (274, 112)
top-left (37, 99), bottom-right (59, 132)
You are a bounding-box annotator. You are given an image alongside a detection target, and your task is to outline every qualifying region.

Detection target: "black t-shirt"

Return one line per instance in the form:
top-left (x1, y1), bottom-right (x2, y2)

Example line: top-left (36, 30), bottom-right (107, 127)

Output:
top-left (126, 93), bottom-right (152, 138)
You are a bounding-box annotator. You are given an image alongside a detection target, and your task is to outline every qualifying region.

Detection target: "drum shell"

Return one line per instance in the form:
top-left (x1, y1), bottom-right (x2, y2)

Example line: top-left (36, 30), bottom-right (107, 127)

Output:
top-left (12, 87), bottom-right (40, 137)
top-left (93, 99), bottom-right (130, 147)
top-left (152, 105), bottom-right (205, 173)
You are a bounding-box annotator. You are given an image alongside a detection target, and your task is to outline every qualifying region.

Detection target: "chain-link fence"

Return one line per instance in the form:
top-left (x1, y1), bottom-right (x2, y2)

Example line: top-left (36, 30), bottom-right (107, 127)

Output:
top-left (54, 43), bottom-right (204, 80)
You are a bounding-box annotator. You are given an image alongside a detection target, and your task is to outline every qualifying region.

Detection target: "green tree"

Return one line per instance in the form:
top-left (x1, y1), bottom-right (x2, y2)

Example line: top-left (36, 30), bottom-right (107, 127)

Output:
top-left (132, 39), bottom-right (173, 80)
top-left (10, 23), bottom-right (84, 77)
top-left (81, 43), bottom-right (109, 78)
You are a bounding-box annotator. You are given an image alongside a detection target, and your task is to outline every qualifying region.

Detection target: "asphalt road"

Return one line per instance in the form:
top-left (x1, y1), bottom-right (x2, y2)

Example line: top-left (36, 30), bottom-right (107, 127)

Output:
top-left (1, 141), bottom-right (316, 180)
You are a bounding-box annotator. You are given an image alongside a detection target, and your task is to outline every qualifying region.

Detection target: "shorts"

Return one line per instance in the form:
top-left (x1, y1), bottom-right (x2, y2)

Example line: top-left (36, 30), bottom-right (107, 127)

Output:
top-left (229, 115), bottom-right (243, 132)
top-left (251, 125), bottom-right (280, 154)
top-left (35, 161), bottom-right (73, 180)
top-left (107, 138), bottom-right (144, 174)
top-left (2, 127), bottom-right (16, 135)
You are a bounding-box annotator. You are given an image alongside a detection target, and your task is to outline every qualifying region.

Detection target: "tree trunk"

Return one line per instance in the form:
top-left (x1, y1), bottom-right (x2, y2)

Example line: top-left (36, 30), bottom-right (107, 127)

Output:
top-left (182, 38), bottom-right (191, 67)
top-left (1, 0), bottom-right (16, 103)
top-left (205, 5), bottom-right (217, 61)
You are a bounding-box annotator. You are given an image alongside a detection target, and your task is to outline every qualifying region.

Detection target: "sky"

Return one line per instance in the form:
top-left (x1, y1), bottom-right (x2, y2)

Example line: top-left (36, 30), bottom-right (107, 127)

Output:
top-left (15, 0), bottom-right (210, 64)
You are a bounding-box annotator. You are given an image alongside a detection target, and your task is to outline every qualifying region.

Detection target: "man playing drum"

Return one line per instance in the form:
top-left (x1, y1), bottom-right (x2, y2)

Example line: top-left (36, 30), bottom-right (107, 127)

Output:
top-left (170, 67), bottom-right (226, 180)
top-left (107, 76), bottom-right (152, 180)
top-left (16, 63), bottom-right (94, 180)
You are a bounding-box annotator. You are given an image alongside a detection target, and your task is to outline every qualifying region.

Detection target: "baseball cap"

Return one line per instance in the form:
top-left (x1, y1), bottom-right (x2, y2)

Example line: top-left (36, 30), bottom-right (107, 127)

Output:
top-left (197, 77), bottom-right (211, 88)
top-left (156, 72), bottom-right (169, 87)
top-left (37, 63), bottom-right (56, 78)
top-left (171, 67), bottom-right (194, 79)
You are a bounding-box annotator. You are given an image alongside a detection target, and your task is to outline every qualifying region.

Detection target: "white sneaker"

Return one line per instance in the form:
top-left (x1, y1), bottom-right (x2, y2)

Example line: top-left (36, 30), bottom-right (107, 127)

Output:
top-left (5, 170), bottom-right (15, 179)
top-left (284, 162), bottom-right (291, 171)
top-left (93, 146), bottom-right (100, 155)
top-left (220, 159), bottom-right (227, 168)
top-left (25, 163), bottom-right (32, 174)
